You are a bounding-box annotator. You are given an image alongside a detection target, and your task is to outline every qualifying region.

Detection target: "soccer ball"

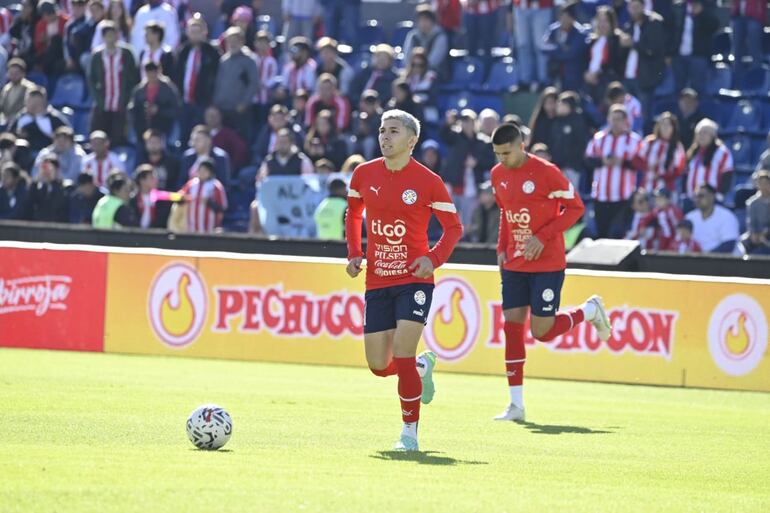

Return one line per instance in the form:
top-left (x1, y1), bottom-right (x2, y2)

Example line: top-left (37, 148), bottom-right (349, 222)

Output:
top-left (186, 404), bottom-right (233, 450)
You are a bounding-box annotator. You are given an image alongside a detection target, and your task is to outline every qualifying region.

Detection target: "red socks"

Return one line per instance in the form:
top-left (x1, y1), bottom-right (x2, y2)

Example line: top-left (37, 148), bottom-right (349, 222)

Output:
top-left (504, 322), bottom-right (526, 386)
top-left (394, 357), bottom-right (421, 423)
top-left (537, 309), bottom-right (585, 341)
top-left (369, 359), bottom-right (397, 377)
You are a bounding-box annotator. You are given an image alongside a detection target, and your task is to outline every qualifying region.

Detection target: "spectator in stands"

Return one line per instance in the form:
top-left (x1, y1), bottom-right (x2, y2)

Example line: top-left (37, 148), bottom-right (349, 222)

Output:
top-left (22, 153), bottom-right (70, 222)
top-left (731, 0), bottom-right (767, 77)
top-left (403, 3), bottom-right (448, 75)
top-left (131, 0), bottom-right (180, 57)
top-left (623, 187), bottom-right (653, 247)
top-left (431, 0), bottom-right (462, 47)
top-left (282, 0), bottom-right (320, 42)
top-left (131, 164), bottom-right (173, 229)
top-left (202, 107), bottom-right (247, 172)
top-left (685, 118), bottom-right (734, 199)
top-left (319, 0), bottom-right (360, 45)
top-left (92, 171), bottom-right (137, 228)
top-left (646, 187), bottom-right (684, 250)
top-left (252, 104), bottom-right (303, 166)
top-left (0, 132), bottom-right (31, 171)
top-left (636, 111), bottom-right (686, 194)
top-left (0, 59), bottom-right (36, 125)
top-left (213, 26), bottom-right (259, 143)
top-left (68, 171), bottom-right (103, 224)
top-left (130, 61), bottom-right (180, 143)
top-left (528, 87), bottom-right (558, 148)
top-left (676, 88), bottom-right (704, 150)
top-left (585, 104), bottom-right (642, 238)
top-left (341, 154), bottom-right (365, 175)
top-left (33, 126), bottom-right (85, 182)
top-left (314, 177), bottom-right (347, 240)
top-left (315, 37), bottom-right (353, 97)
top-left (0, 6), bottom-right (14, 52)
top-left (82, 130), bottom-right (125, 188)
top-left (9, 87), bottom-right (70, 153)
top-left (669, 218), bottom-right (701, 253)
top-left (350, 44), bottom-right (398, 106)
top-left (253, 30), bottom-right (279, 124)
top-left (549, 91), bottom-right (587, 189)
top-left (463, 0), bottom-right (500, 67)
top-left (88, 21), bottom-right (138, 146)
top-left (584, 6), bottom-right (625, 104)
top-left (755, 131), bottom-right (770, 172)
top-left (9, 0), bottom-right (39, 71)
top-left (685, 183), bottom-right (739, 253)
top-left (478, 108), bottom-right (500, 138)
top-left (740, 169), bottom-right (770, 255)
top-left (440, 108), bottom-right (495, 228)
top-left (306, 73), bottom-right (351, 133)
top-left (175, 15), bottom-right (218, 146)
top-left (181, 125), bottom-right (231, 188)
top-left (349, 111), bottom-right (377, 160)
top-left (180, 157), bottom-right (227, 233)
top-left (63, 0), bottom-right (89, 73)
top-left (258, 127), bottom-right (314, 179)
top-left (303, 109), bottom-right (348, 169)
top-left (222, 5), bottom-right (256, 51)
top-left (282, 37), bottom-right (317, 97)
top-left (511, 0), bottom-right (553, 91)
top-left (355, 89), bottom-right (384, 131)
top-left (291, 88), bottom-right (310, 129)
top-left (74, 1), bottom-right (104, 70)
top-left (314, 158), bottom-right (335, 174)
top-left (419, 138), bottom-right (441, 172)
top-left (106, 0), bottom-right (132, 43)
top-left (387, 80), bottom-right (424, 129)
top-left (139, 128), bottom-right (179, 190)
top-left (605, 81), bottom-right (642, 134)
top-left (671, 0), bottom-right (719, 96)
top-left (0, 162), bottom-right (28, 220)
top-left (139, 21), bottom-right (174, 80)
top-left (531, 142), bottom-right (552, 161)
top-left (620, 0), bottom-right (666, 128)
top-left (402, 48), bottom-right (438, 122)
top-left (468, 180), bottom-right (499, 244)
top-left (542, 1), bottom-right (589, 92)
top-left (33, 1), bottom-right (67, 76)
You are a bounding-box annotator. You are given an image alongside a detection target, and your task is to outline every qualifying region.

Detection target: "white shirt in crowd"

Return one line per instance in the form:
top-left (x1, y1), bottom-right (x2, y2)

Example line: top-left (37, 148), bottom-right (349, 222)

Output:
top-left (131, 2), bottom-right (180, 57)
top-left (685, 205), bottom-right (739, 252)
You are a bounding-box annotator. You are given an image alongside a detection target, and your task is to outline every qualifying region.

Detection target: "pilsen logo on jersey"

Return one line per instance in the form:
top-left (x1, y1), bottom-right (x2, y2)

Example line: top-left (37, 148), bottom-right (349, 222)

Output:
top-left (0, 275), bottom-right (72, 317)
top-left (371, 218), bottom-right (410, 277)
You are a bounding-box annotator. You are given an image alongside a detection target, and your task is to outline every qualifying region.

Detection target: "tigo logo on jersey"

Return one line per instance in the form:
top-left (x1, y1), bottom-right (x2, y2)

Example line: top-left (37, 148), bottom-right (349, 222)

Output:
top-left (423, 277), bottom-right (480, 362)
top-left (505, 208), bottom-right (531, 229)
top-left (707, 294), bottom-right (768, 376)
top-left (149, 262), bottom-right (208, 348)
top-left (371, 219), bottom-right (407, 244)
top-left (402, 189), bottom-right (417, 205)
top-left (522, 181), bottom-right (535, 194)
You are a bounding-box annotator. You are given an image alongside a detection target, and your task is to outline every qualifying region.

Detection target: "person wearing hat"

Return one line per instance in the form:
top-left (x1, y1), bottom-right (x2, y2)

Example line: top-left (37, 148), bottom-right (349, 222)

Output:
top-left (88, 20), bottom-right (139, 147)
top-left (213, 26), bottom-right (259, 142)
top-left (82, 130), bottom-right (126, 188)
top-left (281, 36), bottom-right (317, 96)
top-left (281, 0), bottom-right (321, 43)
top-left (9, 87), bottom-right (71, 153)
top-left (33, 0), bottom-right (68, 76)
top-left (542, 1), bottom-right (590, 92)
top-left (316, 37), bottom-right (354, 96)
top-left (350, 44), bottom-right (398, 105)
top-left (0, 58), bottom-right (36, 125)
top-left (403, 3), bottom-right (448, 74)
top-left (174, 15), bottom-right (220, 146)
top-left (740, 169), bottom-right (770, 255)
top-left (22, 153), bottom-right (70, 223)
top-left (129, 60), bottom-right (181, 144)
top-left (131, 0), bottom-right (180, 58)
top-left (676, 88), bottom-right (705, 149)
top-left (33, 126), bottom-right (86, 182)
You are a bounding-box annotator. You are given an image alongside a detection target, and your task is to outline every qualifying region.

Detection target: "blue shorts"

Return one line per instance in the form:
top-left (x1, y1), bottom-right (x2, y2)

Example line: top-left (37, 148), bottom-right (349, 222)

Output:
top-left (501, 270), bottom-right (565, 317)
top-left (364, 283), bottom-right (435, 334)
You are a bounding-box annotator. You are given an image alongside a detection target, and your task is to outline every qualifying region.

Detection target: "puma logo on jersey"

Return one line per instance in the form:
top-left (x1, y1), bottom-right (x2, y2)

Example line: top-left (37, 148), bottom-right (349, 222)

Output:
top-left (500, 182), bottom-right (508, 190)
top-left (370, 186), bottom-right (381, 196)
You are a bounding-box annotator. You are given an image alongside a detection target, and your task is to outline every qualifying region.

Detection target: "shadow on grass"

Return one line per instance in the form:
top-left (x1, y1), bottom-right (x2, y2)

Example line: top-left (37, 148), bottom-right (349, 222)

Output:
top-left (371, 451), bottom-right (488, 466)
top-left (519, 421), bottom-right (615, 435)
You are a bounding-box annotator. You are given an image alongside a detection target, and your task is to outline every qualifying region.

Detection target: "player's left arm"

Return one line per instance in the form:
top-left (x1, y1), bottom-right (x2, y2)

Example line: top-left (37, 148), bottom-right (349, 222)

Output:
top-left (412, 176), bottom-right (463, 277)
top-left (531, 166), bottom-right (586, 251)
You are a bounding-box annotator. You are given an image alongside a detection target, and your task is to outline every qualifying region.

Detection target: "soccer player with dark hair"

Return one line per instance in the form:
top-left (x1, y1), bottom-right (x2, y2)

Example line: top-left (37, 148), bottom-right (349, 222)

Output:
top-left (490, 122), bottom-right (613, 422)
top-left (346, 109), bottom-right (463, 451)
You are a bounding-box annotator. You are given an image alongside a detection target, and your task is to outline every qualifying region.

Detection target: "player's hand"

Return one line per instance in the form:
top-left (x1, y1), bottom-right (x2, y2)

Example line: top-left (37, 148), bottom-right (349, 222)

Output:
top-left (409, 256), bottom-right (434, 278)
top-left (523, 236), bottom-right (544, 261)
top-left (497, 251), bottom-right (506, 269)
top-left (346, 257), bottom-right (363, 278)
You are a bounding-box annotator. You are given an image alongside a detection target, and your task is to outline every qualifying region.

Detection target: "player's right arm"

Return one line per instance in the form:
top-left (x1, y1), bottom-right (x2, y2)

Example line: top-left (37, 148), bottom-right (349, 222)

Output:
top-left (345, 167), bottom-right (365, 278)
top-left (492, 170), bottom-right (509, 269)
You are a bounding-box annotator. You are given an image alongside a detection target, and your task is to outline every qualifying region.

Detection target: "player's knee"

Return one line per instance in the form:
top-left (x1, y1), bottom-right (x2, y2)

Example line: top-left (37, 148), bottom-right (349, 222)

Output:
top-left (532, 326), bottom-right (554, 341)
top-left (369, 364), bottom-right (390, 377)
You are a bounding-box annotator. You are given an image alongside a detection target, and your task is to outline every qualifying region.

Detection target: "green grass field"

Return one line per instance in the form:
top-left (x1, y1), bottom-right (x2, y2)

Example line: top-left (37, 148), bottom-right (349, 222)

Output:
top-left (1, 348), bottom-right (769, 513)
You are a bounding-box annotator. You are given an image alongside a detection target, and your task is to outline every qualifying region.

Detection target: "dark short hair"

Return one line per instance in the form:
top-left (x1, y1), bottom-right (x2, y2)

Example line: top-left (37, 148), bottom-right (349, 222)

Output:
top-left (76, 172), bottom-right (94, 185)
top-left (329, 178), bottom-right (346, 192)
top-left (145, 20), bottom-right (165, 40)
top-left (191, 125), bottom-right (211, 139)
top-left (491, 123), bottom-right (523, 145)
top-left (42, 153), bottom-right (60, 167)
top-left (678, 219), bottom-right (693, 231)
top-left (1, 162), bottom-right (21, 178)
top-left (143, 61), bottom-right (159, 72)
top-left (697, 183), bottom-right (717, 195)
top-left (108, 175), bottom-right (128, 194)
top-left (197, 158), bottom-right (215, 174)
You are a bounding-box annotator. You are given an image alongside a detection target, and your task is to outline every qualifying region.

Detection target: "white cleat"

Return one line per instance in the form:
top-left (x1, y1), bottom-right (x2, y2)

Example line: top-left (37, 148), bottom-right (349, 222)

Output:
top-left (587, 295), bottom-right (612, 342)
top-left (493, 403), bottom-right (525, 422)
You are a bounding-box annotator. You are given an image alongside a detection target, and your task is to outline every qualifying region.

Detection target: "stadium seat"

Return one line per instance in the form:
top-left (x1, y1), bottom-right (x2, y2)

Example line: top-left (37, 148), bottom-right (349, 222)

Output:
top-left (343, 50), bottom-right (369, 71)
top-left (752, 134), bottom-right (768, 163)
top-left (72, 109), bottom-right (90, 137)
top-left (26, 71), bottom-right (48, 90)
top-left (50, 73), bottom-right (89, 109)
top-left (438, 90), bottom-right (474, 112)
top-left (711, 30), bottom-right (732, 63)
top-left (734, 184), bottom-right (758, 210)
top-left (699, 98), bottom-right (723, 125)
top-left (727, 134), bottom-right (753, 169)
top-left (723, 99), bottom-right (763, 134)
top-left (474, 57), bottom-right (517, 93)
top-left (441, 56), bottom-right (484, 92)
top-left (472, 92), bottom-right (503, 113)
top-left (255, 15), bottom-right (277, 37)
top-left (113, 146), bottom-right (136, 175)
top-left (391, 21), bottom-right (413, 50)
top-left (763, 28), bottom-right (770, 61)
top-left (358, 20), bottom-right (384, 50)
top-left (653, 67), bottom-right (676, 98)
top-left (706, 64), bottom-right (732, 96)
top-left (737, 66), bottom-right (770, 96)
top-left (652, 98), bottom-right (678, 117)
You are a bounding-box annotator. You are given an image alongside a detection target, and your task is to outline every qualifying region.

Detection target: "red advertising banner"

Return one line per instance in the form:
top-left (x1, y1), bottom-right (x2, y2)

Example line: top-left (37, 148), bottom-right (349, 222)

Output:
top-left (0, 247), bottom-right (107, 351)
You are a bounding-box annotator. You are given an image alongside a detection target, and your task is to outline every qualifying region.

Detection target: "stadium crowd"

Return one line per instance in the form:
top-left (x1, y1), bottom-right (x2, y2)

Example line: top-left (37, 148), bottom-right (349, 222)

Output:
top-left (0, 0), bottom-right (768, 256)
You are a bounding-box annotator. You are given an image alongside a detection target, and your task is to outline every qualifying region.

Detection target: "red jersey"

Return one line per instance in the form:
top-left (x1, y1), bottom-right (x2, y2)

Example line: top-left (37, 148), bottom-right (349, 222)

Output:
top-left (644, 204), bottom-right (683, 250)
top-left (667, 236), bottom-right (702, 254)
top-left (492, 154), bottom-right (585, 273)
top-left (181, 177), bottom-right (228, 233)
top-left (346, 157), bottom-right (463, 291)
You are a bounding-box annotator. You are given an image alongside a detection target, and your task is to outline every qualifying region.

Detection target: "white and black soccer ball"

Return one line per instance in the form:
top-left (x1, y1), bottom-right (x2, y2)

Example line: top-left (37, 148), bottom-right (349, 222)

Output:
top-left (186, 404), bottom-right (232, 450)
